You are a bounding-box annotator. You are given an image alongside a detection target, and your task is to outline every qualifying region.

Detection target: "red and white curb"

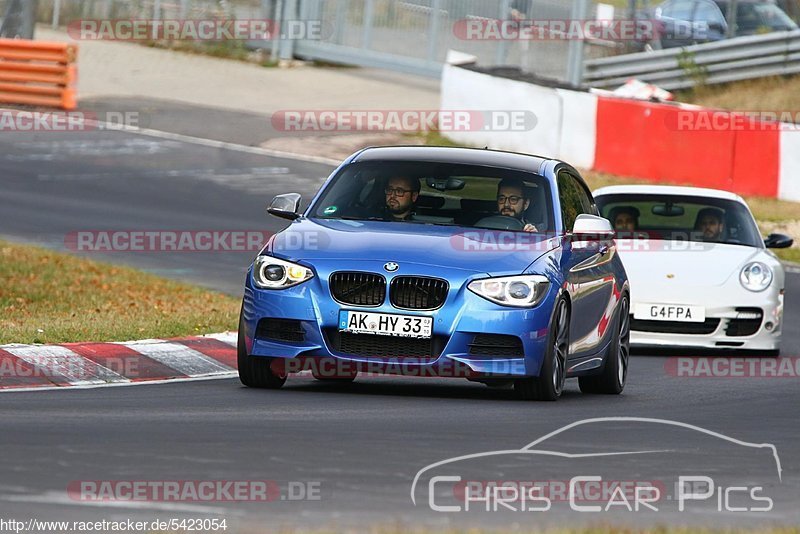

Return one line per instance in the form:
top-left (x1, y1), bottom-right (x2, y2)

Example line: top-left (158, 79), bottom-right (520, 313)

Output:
top-left (0, 332), bottom-right (238, 392)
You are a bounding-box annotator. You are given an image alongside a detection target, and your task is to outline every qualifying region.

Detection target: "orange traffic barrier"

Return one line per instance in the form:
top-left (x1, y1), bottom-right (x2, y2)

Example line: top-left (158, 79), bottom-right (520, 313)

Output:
top-left (0, 38), bottom-right (77, 110)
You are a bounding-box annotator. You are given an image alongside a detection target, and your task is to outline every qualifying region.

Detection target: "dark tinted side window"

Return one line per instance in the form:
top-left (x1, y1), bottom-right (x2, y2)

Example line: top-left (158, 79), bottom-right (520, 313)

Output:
top-left (557, 171), bottom-right (594, 231)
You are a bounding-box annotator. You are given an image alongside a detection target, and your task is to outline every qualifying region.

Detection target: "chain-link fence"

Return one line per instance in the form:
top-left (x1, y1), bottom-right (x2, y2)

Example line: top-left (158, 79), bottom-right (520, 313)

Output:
top-left (1, 0), bottom-right (649, 84)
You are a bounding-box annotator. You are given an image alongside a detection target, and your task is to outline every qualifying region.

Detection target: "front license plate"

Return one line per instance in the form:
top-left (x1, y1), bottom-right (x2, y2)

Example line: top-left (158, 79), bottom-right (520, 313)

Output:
top-left (338, 310), bottom-right (432, 338)
top-left (633, 303), bottom-right (706, 323)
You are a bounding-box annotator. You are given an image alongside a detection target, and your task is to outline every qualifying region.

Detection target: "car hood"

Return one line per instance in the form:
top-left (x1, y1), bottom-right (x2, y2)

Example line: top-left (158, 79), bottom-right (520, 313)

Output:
top-left (616, 240), bottom-right (763, 287)
top-left (266, 218), bottom-right (557, 276)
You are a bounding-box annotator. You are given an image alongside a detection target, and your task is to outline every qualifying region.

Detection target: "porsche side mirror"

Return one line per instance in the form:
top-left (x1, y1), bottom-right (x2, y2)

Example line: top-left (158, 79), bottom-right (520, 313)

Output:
top-left (764, 233), bottom-right (793, 249)
top-left (268, 193), bottom-right (302, 220)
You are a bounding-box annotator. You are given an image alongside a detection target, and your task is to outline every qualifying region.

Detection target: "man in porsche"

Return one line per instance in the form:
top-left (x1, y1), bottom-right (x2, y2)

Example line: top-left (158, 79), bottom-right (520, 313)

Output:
top-left (695, 207), bottom-right (726, 241)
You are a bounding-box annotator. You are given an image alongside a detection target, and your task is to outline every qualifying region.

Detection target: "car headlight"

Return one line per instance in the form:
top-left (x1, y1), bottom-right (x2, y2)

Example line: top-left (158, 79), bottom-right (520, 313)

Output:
top-left (740, 262), bottom-right (772, 292)
top-left (253, 255), bottom-right (313, 289)
top-left (468, 275), bottom-right (550, 307)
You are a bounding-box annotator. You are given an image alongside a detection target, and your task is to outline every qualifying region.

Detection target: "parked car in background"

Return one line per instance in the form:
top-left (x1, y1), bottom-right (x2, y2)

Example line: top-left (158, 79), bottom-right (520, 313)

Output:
top-left (652, 0), bottom-right (797, 48)
top-left (776, 0), bottom-right (800, 22)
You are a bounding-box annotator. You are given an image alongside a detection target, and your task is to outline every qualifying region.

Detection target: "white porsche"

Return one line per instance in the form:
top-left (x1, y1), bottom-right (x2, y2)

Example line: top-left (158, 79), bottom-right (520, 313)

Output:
top-left (593, 185), bottom-right (793, 355)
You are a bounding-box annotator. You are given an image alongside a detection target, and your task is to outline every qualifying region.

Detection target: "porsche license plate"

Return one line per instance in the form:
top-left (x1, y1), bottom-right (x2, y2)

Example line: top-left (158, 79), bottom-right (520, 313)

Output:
top-left (633, 303), bottom-right (705, 323)
top-left (338, 310), bottom-right (432, 338)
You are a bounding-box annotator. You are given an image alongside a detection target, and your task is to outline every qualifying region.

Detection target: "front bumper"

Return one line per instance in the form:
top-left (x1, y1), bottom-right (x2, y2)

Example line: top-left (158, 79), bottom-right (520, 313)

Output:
top-left (241, 261), bottom-right (558, 378)
top-left (630, 289), bottom-right (783, 352)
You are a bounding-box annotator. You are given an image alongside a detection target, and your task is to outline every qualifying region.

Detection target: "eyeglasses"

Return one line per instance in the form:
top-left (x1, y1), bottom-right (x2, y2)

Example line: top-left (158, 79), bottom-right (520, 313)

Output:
top-left (385, 187), bottom-right (413, 197)
top-left (497, 195), bottom-right (524, 205)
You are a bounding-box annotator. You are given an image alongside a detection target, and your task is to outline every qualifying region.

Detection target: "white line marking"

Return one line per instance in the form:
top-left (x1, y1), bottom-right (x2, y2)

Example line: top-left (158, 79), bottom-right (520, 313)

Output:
top-left (3, 345), bottom-right (128, 386)
top-left (83, 116), bottom-right (342, 166)
top-left (0, 491), bottom-right (237, 515)
top-left (0, 106), bottom-right (341, 166)
top-left (118, 125), bottom-right (341, 166)
top-left (0, 373), bottom-right (237, 393)
top-left (126, 341), bottom-right (234, 376)
top-left (202, 331), bottom-right (238, 346)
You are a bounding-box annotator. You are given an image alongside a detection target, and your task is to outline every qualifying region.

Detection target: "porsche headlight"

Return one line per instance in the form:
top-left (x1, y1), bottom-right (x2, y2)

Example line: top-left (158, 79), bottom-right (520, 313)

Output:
top-left (468, 275), bottom-right (550, 307)
top-left (740, 262), bottom-right (772, 292)
top-left (253, 256), bottom-right (313, 289)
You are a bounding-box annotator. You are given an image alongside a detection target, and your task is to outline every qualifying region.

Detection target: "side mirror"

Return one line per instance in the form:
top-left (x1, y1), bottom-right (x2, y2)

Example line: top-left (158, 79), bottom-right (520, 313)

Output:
top-left (572, 214), bottom-right (615, 239)
top-left (764, 233), bottom-right (793, 249)
top-left (268, 193), bottom-right (302, 220)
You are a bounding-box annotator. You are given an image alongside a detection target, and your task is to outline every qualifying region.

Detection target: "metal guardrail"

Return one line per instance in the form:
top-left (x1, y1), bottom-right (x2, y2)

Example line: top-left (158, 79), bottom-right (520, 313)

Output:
top-left (583, 29), bottom-right (800, 90)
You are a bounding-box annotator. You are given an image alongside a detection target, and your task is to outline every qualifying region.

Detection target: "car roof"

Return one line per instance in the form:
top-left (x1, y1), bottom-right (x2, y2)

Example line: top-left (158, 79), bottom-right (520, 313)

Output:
top-left (350, 146), bottom-right (549, 175)
top-left (593, 184), bottom-right (747, 203)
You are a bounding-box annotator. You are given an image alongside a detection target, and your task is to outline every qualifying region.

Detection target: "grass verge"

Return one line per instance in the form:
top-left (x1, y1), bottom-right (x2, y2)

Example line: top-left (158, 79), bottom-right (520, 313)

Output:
top-left (676, 75), bottom-right (800, 113)
top-left (0, 240), bottom-right (240, 345)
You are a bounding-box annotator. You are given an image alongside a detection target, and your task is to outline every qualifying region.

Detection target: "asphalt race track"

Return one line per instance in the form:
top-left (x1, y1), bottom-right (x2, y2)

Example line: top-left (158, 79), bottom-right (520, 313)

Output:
top-left (1, 125), bottom-right (799, 530)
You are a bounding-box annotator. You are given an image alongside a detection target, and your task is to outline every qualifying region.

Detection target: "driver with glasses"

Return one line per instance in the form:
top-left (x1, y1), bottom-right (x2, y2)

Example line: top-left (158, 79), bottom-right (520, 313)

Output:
top-left (496, 178), bottom-right (537, 232)
top-left (382, 175), bottom-right (420, 222)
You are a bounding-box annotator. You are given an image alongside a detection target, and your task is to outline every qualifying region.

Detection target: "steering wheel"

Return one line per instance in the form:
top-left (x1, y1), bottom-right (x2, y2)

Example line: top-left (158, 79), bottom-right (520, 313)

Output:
top-left (474, 215), bottom-right (525, 231)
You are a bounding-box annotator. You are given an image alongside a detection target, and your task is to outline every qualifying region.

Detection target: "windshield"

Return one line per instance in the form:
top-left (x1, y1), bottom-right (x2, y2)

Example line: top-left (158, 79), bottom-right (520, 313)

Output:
top-left (736, 2), bottom-right (797, 31)
top-left (309, 161), bottom-right (555, 232)
top-left (595, 194), bottom-right (763, 247)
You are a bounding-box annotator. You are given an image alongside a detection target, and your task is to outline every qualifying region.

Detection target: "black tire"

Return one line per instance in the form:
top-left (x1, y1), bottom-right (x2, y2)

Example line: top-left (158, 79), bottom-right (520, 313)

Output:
top-left (515, 297), bottom-right (570, 401)
top-left (579, 295), bottom-right (629, 395)
top-left (237, 312), bottom-right (287, 389)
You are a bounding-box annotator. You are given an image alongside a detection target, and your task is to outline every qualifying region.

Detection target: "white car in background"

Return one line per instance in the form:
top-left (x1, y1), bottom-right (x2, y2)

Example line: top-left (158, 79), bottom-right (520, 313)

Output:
top-left (593, 185), bottom-right (793, 355)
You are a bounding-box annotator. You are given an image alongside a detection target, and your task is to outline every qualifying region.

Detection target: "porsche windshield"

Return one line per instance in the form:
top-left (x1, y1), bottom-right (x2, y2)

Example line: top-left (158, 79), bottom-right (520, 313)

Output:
top-left (595, 194), bottom-right (762, 247)
top-left (309, 161), bottom-right (555, 232)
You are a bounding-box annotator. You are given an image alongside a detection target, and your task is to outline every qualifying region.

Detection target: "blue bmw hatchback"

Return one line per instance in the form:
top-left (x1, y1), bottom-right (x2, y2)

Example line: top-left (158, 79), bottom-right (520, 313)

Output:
top-left (238, 146), bottom-right (629, 400)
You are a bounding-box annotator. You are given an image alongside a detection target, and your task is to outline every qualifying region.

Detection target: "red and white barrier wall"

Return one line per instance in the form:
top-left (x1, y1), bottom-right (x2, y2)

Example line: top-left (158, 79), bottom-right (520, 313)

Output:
top-left (441, 63), bottom-right (799, 202)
